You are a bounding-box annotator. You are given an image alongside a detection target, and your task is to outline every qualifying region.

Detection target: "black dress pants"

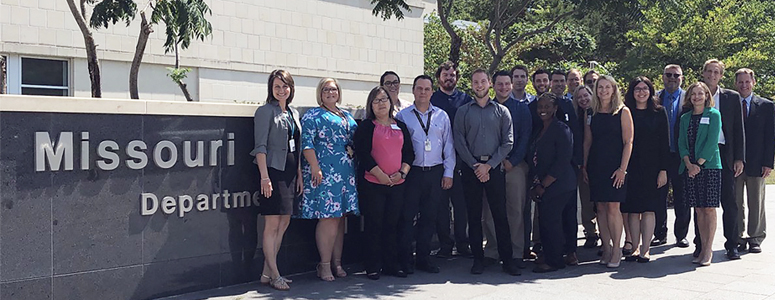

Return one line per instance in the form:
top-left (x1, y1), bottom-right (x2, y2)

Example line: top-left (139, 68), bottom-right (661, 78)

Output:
top-left (399, 165), bottom-right (443, 266)
top-left (656, 152), bottom-right (690, 241)
top-left (461, 164), bottom-right (513, 264)
top-left (694, 145), bottom-right (740, 251)
top-left (437, 164), bottom-right (469, 252)
top-left (359, 180), bottom-right (405, 274)
top-left (539, 190), bottom-right (576, 268)
top-left (561, 189), bottom-right (579, 254)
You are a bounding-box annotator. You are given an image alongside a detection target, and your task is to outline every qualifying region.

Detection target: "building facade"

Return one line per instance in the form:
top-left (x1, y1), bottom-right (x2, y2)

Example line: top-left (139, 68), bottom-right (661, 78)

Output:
top-left (0, 0), bottom-right (430, 107)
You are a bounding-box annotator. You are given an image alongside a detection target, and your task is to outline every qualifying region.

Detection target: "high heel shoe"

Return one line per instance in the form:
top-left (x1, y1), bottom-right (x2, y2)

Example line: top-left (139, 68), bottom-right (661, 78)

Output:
top-left (333, 260), bottom-right (347, 277)
top-left (317, 263), bottom-right (335, 281)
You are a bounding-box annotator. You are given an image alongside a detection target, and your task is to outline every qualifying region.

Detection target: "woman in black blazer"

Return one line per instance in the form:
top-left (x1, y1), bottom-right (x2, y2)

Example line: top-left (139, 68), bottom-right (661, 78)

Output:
top-left (529, 93), bottom-right (577, 273)
top-left (353, 86), bottom-right (414, 280)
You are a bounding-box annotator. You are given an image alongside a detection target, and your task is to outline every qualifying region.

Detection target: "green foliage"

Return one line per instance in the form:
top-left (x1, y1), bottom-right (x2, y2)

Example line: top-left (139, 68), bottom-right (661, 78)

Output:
top-left (166, 67), bottom-right (190, 84)
top-left (370, 0), bottom-right (410, 20)
top-left (151, 0), bottom-right (213, 53)
top-left (623, 0), bottom-right (775, 98)
top-left (88, 0), bottom-right (137, 28)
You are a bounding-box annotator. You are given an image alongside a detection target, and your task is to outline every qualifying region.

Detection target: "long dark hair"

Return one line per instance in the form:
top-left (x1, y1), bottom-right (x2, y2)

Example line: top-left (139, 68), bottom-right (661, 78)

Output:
top-left (624, 76), bottom-right (661, 111)
top-left (365, 86), bottom-right (395, 120)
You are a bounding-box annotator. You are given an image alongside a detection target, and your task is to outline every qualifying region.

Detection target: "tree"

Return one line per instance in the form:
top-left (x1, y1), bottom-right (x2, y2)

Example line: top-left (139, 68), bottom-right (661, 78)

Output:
top-left (482, 0), bottom-right (575, 74)
top-left (152, 0), bottom-right (213, 102)
top-left (67, 0), bottom-right (127, 97)
top-left (88, 0), bottom-right (151, 99)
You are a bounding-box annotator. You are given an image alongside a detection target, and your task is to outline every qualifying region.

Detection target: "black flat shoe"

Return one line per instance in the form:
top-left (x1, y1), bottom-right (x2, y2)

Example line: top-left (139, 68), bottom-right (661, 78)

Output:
top-left (622, 241), bottom-right (634, 256)
top-left (366, 273), bottom-right (380, 280)
top-left (382, 269), bottom-right (407, 278)
top-left (636, 256), bottom-right (650, 263)
top-left (532, 263), bottom-right (558, 273)
top-left (624, 255), bottom-right (638, 262)
top-left (651, 238), bottom-right (667, 246)
top-left (471, 260), bottom-right (484, 274)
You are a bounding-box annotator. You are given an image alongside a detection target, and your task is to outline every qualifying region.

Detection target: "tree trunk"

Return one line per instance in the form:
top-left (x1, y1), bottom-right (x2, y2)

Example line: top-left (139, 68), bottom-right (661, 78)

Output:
top-left (66, 0), bottom-right (101, 98)
top-left (449, 35), bottom-right (462, 66)
top-left (437, 0), bottom-right (462, 65)
top-left (130, 11), bottom-right (153, 99)
top-left (487, 53), bottom-right (504, 75)
top-left (176, 80), bottom-right (193, 102)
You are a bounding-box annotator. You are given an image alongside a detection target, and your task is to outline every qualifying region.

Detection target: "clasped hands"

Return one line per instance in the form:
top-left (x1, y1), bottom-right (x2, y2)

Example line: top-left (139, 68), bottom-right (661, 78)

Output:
top-left (473, 163), bottom-right (491, 183)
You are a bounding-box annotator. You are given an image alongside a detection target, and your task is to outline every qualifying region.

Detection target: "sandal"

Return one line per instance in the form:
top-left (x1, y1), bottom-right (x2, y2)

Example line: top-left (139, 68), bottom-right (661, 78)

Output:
top-left (269, 276), bottom-right (290, 291)
top-left (317, 263), bottom-right (335, 281)
top-left (260, 274), bottom-right (271, 285)
top-left (333, 260), bottom-right (347, 278)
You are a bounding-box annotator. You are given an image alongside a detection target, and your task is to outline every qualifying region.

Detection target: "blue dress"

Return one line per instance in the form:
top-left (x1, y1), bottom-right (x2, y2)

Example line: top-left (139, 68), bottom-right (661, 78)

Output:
top-left (296, 107), bottom-right (360, 218)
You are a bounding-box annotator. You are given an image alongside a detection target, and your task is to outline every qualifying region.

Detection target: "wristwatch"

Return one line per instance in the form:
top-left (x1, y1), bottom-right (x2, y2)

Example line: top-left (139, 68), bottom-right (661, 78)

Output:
top-left (399, 170), bottom-right (407, 179)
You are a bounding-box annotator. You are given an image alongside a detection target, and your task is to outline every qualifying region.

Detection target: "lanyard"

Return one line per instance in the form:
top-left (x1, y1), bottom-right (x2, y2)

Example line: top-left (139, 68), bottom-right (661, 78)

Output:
top-left (413, 109), bottom-right (432, 136)
top-left (283, 109), bottom-right (296, 136)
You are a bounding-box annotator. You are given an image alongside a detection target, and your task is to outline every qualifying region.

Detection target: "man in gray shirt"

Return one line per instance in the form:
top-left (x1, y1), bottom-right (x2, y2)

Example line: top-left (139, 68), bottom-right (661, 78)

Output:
top-left (453, 69), bottom-right (519, 276)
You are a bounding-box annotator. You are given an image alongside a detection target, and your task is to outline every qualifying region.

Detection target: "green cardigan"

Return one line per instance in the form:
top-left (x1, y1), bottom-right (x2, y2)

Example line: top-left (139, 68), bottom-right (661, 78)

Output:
top-left (678, 107), bottom-right (722, 173)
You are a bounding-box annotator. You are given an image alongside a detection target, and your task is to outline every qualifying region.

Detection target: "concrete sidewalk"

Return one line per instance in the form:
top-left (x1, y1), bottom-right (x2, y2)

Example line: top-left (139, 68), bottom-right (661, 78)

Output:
top-left (161, 186), bottom-right (775, 300)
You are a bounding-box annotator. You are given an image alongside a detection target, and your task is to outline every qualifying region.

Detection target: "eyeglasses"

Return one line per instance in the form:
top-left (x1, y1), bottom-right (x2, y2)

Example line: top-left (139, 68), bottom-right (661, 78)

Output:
top-left (664, 73), bottom-right (682, 78)
top-left (634, 87), bottom-right (650, 92)
top-left (322, 87), bottom-right (339, 93)
top-left (585, 80), bottom-right (595, 86)
top-left (373, 97), bottom-right (390, 103)
top-left (383, 80), bottom-right (400, 87)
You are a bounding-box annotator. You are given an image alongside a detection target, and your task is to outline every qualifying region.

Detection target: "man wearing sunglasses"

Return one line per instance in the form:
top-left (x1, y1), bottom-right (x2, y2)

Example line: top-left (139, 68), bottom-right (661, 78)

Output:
top-left (652, 64), bottom-right (690, 249)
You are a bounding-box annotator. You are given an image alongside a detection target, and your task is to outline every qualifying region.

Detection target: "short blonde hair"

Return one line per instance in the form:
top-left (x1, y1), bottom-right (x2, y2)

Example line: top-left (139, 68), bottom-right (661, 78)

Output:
top-left (703, 59), bottom-right (726, 74)
top-left (683, 82), bottom-right (715, 111)
top-left (591, 75), bottom-right (624, 115)
top-left (316, 77), bottom-right (342, 106)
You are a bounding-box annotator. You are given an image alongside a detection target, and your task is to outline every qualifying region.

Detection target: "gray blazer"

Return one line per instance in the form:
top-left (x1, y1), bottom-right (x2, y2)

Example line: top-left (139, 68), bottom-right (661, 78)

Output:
top-left (249, 100), bottom-right (301, 171)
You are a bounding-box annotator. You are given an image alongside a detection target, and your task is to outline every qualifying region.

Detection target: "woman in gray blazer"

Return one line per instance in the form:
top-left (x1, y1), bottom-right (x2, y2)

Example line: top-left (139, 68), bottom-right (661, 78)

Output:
top-left (249, 69), bottom-right (302, 290)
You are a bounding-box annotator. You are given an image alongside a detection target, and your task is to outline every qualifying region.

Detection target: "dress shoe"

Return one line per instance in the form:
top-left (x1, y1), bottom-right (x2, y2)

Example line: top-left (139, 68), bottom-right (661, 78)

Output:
top-left (583, 235), bottom-right (599, 248)
top-left (650, 238), bottom-right (667, 246)
top-left (564, 252), bottom-right (579, 266)
top-left (382, 268), bottom-right (407, 278)
top-left (749, 243), bottom-right (762, 253)
top-left (471, 260), bottom-right (484, 274)
top-left (532, 243), bottom-right (543, 254)
top-left (622, 241), bottom-right (634, 256)
top-left (482, 257), bottom-right (498, 267)
top-left (624, 255), bottom-right (638, 262)
top-left (532, 263), bottom-right (558, 273)
top-left (456, 246), bottom-right (473, 257)
top-left (726, 248), bottom-right (741, 260)
top-left (435, 248), bottom-right (452, 258)
top-left (692, 247), bottom-right (701, 258)
top-left (675, 239), bottom-right (690, 248)
top-left (366, 272), bottom-right (380, 280)
top-left (401, 264), bottom-right (414, 275)
top-left (502, 263), bottom-right (521, 276)
top-left (513, 259), bottom-right (526, 269)
top-left (636, 256), bottom-right (650, 263)
top-left (737, 242), bottom-right (748, 252)
top-left (416, 261), bottom-right (440, 273)
top-left (523, 251), bottom-right (537, 260)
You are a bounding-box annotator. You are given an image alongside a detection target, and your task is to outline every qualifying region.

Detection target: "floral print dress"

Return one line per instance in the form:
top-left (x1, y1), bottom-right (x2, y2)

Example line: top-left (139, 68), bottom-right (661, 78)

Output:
top-left (296, 107), bottom-right (360, 218)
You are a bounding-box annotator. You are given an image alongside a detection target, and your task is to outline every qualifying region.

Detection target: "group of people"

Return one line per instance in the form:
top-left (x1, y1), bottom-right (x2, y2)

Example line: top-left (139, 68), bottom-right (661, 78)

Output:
top-left (250, 59), bottom-right (774, 291)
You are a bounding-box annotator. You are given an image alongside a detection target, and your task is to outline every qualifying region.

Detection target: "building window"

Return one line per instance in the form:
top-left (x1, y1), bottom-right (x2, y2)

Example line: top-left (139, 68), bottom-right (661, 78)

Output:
top-left (0, 55), bottom-right (6, 94)
top-left (20, 57), bottom-right (69, 96)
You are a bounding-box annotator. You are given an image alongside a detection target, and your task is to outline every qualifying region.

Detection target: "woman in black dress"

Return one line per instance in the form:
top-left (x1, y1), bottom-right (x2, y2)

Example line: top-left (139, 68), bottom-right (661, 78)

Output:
top-left (582, 75), bottom-right (634, 268)
top-left (621, 77), bottom-right (669, 262)
top-left (573, 85), bottom-right (599, 248)
top-left (250, 70), bottom-right (302, 290)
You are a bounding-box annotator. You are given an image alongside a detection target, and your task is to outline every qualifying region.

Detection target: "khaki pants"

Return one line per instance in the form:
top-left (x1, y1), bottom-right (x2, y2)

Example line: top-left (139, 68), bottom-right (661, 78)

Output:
top-left (735, 174), bottom-right (767, 245)
top-left (482, 162), bottom-right (528, 259)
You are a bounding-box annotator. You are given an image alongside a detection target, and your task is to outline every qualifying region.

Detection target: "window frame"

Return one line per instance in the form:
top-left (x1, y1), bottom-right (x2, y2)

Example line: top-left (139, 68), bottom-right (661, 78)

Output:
top-left (3, 54), bottom-right (72, 96)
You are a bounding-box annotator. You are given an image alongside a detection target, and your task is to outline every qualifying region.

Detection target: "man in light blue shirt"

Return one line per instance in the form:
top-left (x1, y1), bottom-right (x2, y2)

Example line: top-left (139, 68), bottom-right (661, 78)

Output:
top-left (395, 74), bottom-right (455, 274)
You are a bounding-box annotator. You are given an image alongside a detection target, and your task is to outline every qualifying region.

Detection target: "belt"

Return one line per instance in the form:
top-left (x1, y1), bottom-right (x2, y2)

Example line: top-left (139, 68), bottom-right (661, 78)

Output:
top-left (476, 155), bottom-right (491, 163)
top-left (412, 164), bottom-right (442, 171)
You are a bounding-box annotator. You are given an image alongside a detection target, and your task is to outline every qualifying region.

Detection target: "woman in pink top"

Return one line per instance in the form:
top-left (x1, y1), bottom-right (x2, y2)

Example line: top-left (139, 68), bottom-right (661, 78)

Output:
top-left (353, 86), bottom-right (415, 280)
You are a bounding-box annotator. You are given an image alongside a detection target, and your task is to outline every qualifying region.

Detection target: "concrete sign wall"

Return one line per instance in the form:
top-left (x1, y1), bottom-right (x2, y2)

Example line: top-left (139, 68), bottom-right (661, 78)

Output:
top-left (0, 95), bottom-right (363, 299)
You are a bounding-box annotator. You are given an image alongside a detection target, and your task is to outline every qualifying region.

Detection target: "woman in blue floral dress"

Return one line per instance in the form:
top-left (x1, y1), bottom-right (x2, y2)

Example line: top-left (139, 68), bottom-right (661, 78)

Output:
top-left (298, 77), bottom-right (359, 281)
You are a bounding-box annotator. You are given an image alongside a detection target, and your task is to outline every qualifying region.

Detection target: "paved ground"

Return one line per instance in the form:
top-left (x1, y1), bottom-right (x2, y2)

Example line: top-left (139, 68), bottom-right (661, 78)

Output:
top-left (161, 186), bottom-right (775, 300)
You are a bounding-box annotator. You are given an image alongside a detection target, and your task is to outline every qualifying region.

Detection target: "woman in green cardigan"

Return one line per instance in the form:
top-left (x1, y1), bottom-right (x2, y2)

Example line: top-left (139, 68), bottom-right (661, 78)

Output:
top-left (678, 82), bottom-right (722, 266)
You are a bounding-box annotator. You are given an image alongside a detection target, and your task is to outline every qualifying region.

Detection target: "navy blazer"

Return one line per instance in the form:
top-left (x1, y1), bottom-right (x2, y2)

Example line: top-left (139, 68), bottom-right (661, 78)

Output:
top-left (529, 95), bottom-right (582, 167)
top-left (743, 95), bottom-right (775, 176)
top-left (529, 120), bottom-right (577, 199)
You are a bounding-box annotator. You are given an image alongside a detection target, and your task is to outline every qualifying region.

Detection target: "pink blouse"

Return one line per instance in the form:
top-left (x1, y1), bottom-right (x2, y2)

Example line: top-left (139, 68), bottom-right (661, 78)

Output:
top-left (364, 120), bottom-right (405, 185)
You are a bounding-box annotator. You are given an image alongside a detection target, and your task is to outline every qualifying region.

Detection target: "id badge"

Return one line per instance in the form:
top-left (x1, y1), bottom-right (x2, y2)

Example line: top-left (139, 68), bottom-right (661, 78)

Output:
top-left (424, 139), bottom-right (432, 152)
top-left (390, 124), bottom-right (400, 130)
top-left (700, 117), bottom-right (710, 124)
top-left (289, 139), bottom-right (296, 152)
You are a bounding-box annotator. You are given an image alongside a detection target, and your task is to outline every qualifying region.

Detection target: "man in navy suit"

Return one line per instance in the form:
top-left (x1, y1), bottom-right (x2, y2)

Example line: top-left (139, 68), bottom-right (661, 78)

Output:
top-left (733, 68), bottom-right (774, 254)
top-left (696, 59), bottom-right (745, 260)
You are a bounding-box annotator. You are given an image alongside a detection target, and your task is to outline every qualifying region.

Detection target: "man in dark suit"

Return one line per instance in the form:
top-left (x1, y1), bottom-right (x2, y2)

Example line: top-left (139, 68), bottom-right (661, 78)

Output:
top-left (697, 59), bottom-right (745, 260)
top-left (733, 68), bottom-right (774, 254)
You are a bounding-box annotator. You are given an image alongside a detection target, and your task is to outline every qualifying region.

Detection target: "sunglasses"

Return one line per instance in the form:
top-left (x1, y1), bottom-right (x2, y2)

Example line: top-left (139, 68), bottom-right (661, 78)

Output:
top-left (664, 73), bottom-right (682, 78)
